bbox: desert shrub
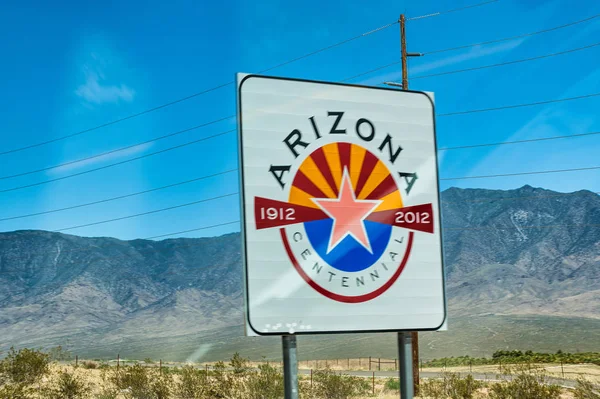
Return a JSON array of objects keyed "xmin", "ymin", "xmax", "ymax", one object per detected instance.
[
  {"xmin": 423, "ymin": 351, "xmax": 600, "ymax": 368},
  {"xmin": 420, "ymin": 373, "xmax": 482, "ymax": 399},
  {"xmin": 111, "ymin": 363, "xmax": 149, "ymax": 394},
  {"xmin": 0, "ymin": 347, "xmax": 50, "ymax": 385},
  {"xmin": 144, "ymin": 358, "xmax": 154, "ymax": 364},
  {"xmin": 47, "ymin": 346, "xmax": 73, "ymax": 362},
  {"xmin": 0, "ymin": 383, "xmax": 33, "ymax": 399},
  {"xmin": 385, "ymin": 377, "xmax": 400, "ymax": 391},
  {"xmin": 205, "ymin": 361, "xmax": 234, "ymax": 398},
  {"xmin": 573, "ymin": 377, "xmax": 600, "ymax": 399},
  {"xmin": 80, "ymin": 361, "xmax": 98, "ymax": 370},
  {"xmin": 150, "ymin": 372, "xmax": 173, "ymax": 399},
  {"xmin": 230, "ymin": 352, "xmax": 250, "ymax": 375},
  {"xmin": 247, "ymin": 363, "xmax": 284, "ymax": 399},
  {"xmin": 489, "ymin": 373, "xmax": 561, "ymax": 399},
  {"xmin": 176, "ymin": 365, "xmax": 208, "ymax": 399},
  {"xmin": 110, "ymin": 363, "xmax": 173, "ymax": 399},
  {"xmin": 311, "ymin": 367, "xmax": 369, "ymax": 399},
  {"xmin": 44, "ymin": 369, "xmax": 91, "ymax": 399}
]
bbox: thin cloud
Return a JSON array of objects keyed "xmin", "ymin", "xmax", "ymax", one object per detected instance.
[
  {"xmin": 48, "ymin": 142, "xmax": 153, "ymax": 175},
  {"xmin": 75, "ymin": 71, "xmax": 135, "ymax": 104}
]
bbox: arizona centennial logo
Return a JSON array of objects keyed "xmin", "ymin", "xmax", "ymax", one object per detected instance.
[{"xmin": 252, "ymin": 111, "xmax": 436, "ymax": 303}]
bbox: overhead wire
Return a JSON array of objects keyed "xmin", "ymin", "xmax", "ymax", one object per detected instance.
[
  {"xmin": 407, "ymin": 0, "xmax": 499, "ymax": 21},
  {"xmin": 0, "ymin": 21, "xmax": 397, "ymax": 157},
  {"xmin": 52, "ymin": 193, "xmax": 239, "ymax": 233},
  {"xmin": 8, "ymin": 14, "xmax": 600, "ymax": 179},
  {"xmin": 349, "ymin": 13, "xmax": 600, "ymax": 82},
  {"xmin": 412, "ymin": 41, "xmax": 600, "ymax": 80},
  {"xmin": 144, "ymin": 222, "xmax": 240, "ymax": 240},
  {"xmin": 0, "ymin": 129, "xmax": 236, "ymax": 193},
  {"xmin": 38, "ymin": 166, "xmax": 600, "ymax": 232},
  {"xmin": 0, "ymin": 169, "xmax": 238, "ymax": 222},
  {"xmin": 0, "ymin": 115, "xmax": 235, "ymax": 180},
  {"xmin": 8, "ymin": 40, "xmax": 598, "ymax": 183},
  {"xmin": 422, "ymin": 14, "xmax": 600, "ymax": 55},
  {"xmin": 438, "ymin": 131, "xmax": 600, "ymax": 151},
  {"xmin": 2, "ymin": 91, "xmax": 599, "ymax": 194},
  {"xmin": 437, "ymin": 92, "xmax": 600, "ymax": 117}
]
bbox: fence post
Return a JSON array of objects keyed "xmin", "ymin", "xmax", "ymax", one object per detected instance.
[
  {"xmin": 311, "ymin": 369, "xmax": 313, "ymax": 387},
  {"xmin": 75, "ymin": 355, "xmax": 78, "ymax": 367},
  {"xmin": 348, "ymin": 358, "xmax": 350, "ymax": 369},
  {"xmin": 205, "ymin": 364, "xmax": 208, "ymax": 373},
  {"xmin": 359, "ymin": 358, "xmax": 361, "ymax": 368},
  {"xmin": 561, "ymin": 361, "xmax": 564, "ymax": 378},
  {"xmin": 395, "ymin": 358, "xmax": 397, "ymax": 371},
  {"xmin": 372, "ymin": 371, "xmax": 375, "ymax": 395},
  {"xmin": 369, "ymin": 356, "xmax": 371, "ymax": 371},
  {"xmin": 159, "ymin": 359, "xmax": 162, "ymax": 375},
  {"xmin": 116, "ymin": 353, "xmax": 120, "ymax": 387},
  {"xmin": 469, "ymin": 359, "xmax": 472, "ymax": 373},
  {"xmin": 378, "ymin": 358, "xmax": 381, "ymax": 371}
]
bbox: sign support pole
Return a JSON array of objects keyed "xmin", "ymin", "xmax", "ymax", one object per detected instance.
[
  {"xmin": 398, "ymin": 14, "xmax": 423, "ymax": 396},
  {"xmin": 282, "ymin": 335, "xmax": 299, "ymax": 399},
  {"xmin": 398, "ymin": 331, "xmax": 414, "ymax": 399}
]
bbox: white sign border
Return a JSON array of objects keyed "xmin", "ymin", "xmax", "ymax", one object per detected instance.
[{"xmin": 236, "ymin": 73, "xmax": 448, "ymax": 336}]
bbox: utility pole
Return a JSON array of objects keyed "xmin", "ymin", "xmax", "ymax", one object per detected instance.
[{"xmin": 397, "ymin": 14, "xmax": 424, "ymax": 397}]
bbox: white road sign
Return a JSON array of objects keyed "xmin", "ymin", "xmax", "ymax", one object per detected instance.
[{"xmin": 237, "ymin": 74, "xmax": 446, "ymax": 335}]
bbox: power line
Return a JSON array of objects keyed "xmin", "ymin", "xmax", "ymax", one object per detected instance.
[
  {"xmin": 438, "ymin": 131, "xmax": 600, "ymax": 151},
  {"xmin": 412, "ymin": 41, "xmax": 600, "ymax": 80},
  {"xmin": 346, "ymin": 15, "xmax": 600, "ymax": 82},
  {"xmin": 441, "ymin": 165, "xmax": 600, "ymax": 181},
  {"xmin": 4, "ymin": 91, "xmax": 599, "ymax": 194},
  {"xmin": 7, "ymin": 122, "xmax": 598, "ymax": 220},
  {"xmin": 0, "ymin": 116, "xmax": 235, "ymax": 180},
  {"xmin": 407, "ymin": 0, "xmax": 499, "ymax": 21},
  {"xmin": 437, "ymin": 92, "xmax": 600, "ymax": 117},
  {"xmin": 423, "ymin": 13, "xmax": 600, "ymax": 55},
  {"xmin": 53, "ymin": 193, "xmax": 239, "ymax": 233},
  {"xmin": 0, "ymin": 169, "xmax": 237, "ymax": 222},
  {"xmin": 0, "ymin": 21, "xmax": 397, "ymax": 157},
  {"xmin": 341, "ymin": 61, "xmax": 401, "ymax": 82},
  {"xmin": 144, "ymin": 221, "xmax": 240, "ymax": 240},
  {"xmin": 0, "ymin": 83, "xmax": 235, "ymax": 158},
  {"xmin": 10, "ymin": 39, "xmax": 597, "ymax": 182},
  {"xmin": 0, "ymin": 129, "xmax": 236, "ymax": 194}
]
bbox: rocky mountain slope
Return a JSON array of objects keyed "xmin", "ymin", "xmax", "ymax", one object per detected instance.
[{"xmin": 0, "ymin": 185, "xmax": 598, "ymax": 358}]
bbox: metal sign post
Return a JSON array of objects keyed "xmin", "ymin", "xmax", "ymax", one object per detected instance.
[
  {"xmin": 398, "ymin": 332, "xmax": 414, "ymax": 399},
  {"xmin": 282, "ymin": 335, "xmax": 299, "ymax": 399}
]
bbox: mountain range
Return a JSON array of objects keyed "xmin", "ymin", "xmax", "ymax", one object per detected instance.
[{"xmin": 0, "ymin": 185, "xmax": 598, "ymax": 361}]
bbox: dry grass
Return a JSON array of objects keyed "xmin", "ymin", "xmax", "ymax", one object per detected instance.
[{"xmin": 7, "ymin": 358, "xmax": 597, "ymax": 398}]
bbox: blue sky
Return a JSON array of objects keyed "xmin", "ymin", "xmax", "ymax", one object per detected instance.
[{"xmin": 0, "ymin": 0, "xmax": 599, "ymax": 240}]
